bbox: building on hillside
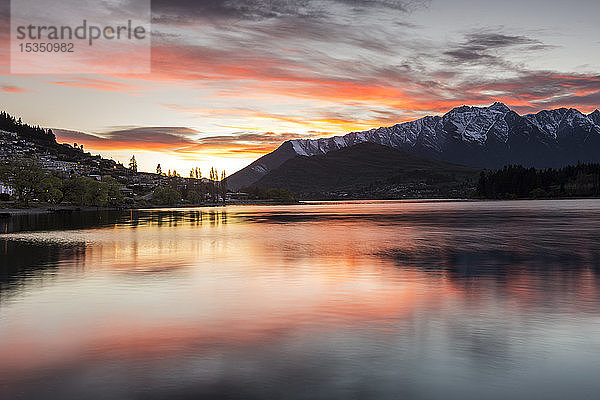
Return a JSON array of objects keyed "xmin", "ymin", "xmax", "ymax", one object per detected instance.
[
  {"xmin": 40, "ymin": 159, "xmax": 88, "ymax": 174},
  {"xmin": 0, "ymin": 182, "xmax": 15, "ymax": 196}
]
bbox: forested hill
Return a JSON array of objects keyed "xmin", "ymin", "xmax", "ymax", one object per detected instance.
[
  {"xmin": 477, "ymin": 164, "xmax": 600, "ymax": 199},
  {"xmin": 0, "ymin": 111, "xmax": 56, "ymax": 144},
  {"xmin": 253, "ymin": 142, "xmax": 479, "ymax": 199}
]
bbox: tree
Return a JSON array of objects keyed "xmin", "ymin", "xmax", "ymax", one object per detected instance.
[
  {"xmin": 244, "ymin": 186, "xmax": 296, "ymax": 203},
  {"xmin": 156, "ymin": 164, "xmax": 162, "ymax": 175},
  {"xmin": 152, "ymin": 186, "xmax": 181, "ymax": 206},
  {"xmin": 220, "ymin": 170, "xmax": 228, "ymax": 202},
  {"xmin": 186, "ymin": 190, "xmax": 202, "ymax": 204},
  {"xmin": 209, "ymin": 167, "xmax": 219, "ymax": 202},
  {"xmin": 102, "ymin": 176, "xmax": 125, "ymax": 206},
  {"xmin": 62, "ymin": 176, "xmax": 104, "ymax": 206},
  {"xmin": 61, "ymin": 176, "xmax": 125, "ymax": 207},
  {"xmin": 0, "ymin": 111, "xmax": 55, "ymax": 144},
  {"xmin": 129, "ymin": 155, "xmax": 138, "ymax": 173},
  {"xmin": 0, "ymin": 159, "xmax": 44, "ymax": 206},
  {"xmin": 39, "ymin": 174, "xmax": 64, "ymax": 204},
  {"xmin": 476, "ymin": 163, "xmax": 600, "ymax": 199}
]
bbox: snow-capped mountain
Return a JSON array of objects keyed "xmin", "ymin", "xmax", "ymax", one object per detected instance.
[{"xmin": 227, "ymin": 103, "xmax": 600, "ymax": 190}]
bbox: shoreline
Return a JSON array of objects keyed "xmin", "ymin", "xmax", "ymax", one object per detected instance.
[
  {"xmin": 3, "ymin": 197, "xmax": 600, "ymax": 217},
  {"xmin": 0, "ymin": 200, "xmax": 295, "ymax": 216},
  {"xmin": 0, "ymin": 206, "xmax": 122, "ymax": 216}
]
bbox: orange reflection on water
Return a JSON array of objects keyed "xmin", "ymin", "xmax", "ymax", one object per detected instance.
[{"xmin": 2, "ymin": 201, "xmax": 600, "ymax": 395}]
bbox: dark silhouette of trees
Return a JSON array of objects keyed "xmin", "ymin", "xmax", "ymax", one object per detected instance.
[
  {"xmin": 477, "ymin": 164, "xmax": 600, "ymax": 199},
  {"xmin": 0, "ymin": 111, "xmax": 55, "ymax": 143},
  {"xmin": 244, "ymin": 186, "xmax": 296, "ymax": 203}
]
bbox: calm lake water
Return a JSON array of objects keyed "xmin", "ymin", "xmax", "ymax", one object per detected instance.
[{"xmin": 1, "ymin": 200, "xmax": 600, "ymax": 400}]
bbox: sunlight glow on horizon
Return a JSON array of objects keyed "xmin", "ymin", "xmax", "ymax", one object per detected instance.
[{"xmin": 2, "ymin": 0, "xmax": 599, "ymax": 174}]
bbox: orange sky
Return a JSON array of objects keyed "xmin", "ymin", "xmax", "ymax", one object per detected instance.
[{"xmin": 1, "ymin": 0, "xmax": 599, "ymax": 174}]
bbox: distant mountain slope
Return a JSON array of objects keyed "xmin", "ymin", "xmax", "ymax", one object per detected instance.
[
  {"xmin": 227, "ymin": 103, "xmax": 600, "ymax": 190},
  {"xmin": 226, "ymin": 140, "xmax": 299, "ymax": 191},
  {"xmin": 253, "ymin": 142, "xmax": 479, "ymax": 195}
]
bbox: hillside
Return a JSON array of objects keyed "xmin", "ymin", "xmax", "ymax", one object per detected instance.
[
  {"xmin": 253, "ymin": 142, "xmax": 479, "ymax": 199},
  {"xmin": 228, "ymin": 103, "xmax": 600, "ymax": 190}
]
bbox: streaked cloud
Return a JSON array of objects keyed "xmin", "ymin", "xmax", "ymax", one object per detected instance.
[
  {"xmin": 50, "ymin": 78, "xmax": 140, "ymax": 92},
  {"xmin": 151, "ymin": 0, "xmax": 427, "ymax": 22},
  {"xmin": 1, "ymin": 85, "xmax": 27, "ymax": 93},
  {"xmin": 1, "ymin": 0, "xmax": 599, "ymax": 173},
  {"xmin": 54, "ymin": 127, "xmax": 302, "ymax": 156},
  {"xmin": 443, "ymin": 30, "xmax": 554, "ymax": 67},
  {"xmin": 54, "ymin": 127, "xmax": 200, "ymax": 151}
]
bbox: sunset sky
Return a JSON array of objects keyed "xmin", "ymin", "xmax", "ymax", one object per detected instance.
[{"xmin": 1, "ymin": 0, "xmax": 600, "ymax": 174}]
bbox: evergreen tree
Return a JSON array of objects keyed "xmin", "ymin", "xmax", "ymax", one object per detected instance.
[
  {"xmin": 129, "ymin": 155, "xmax": 138, "ymax": 173},
  {"xmin": 476, "ymin": 163, "xmax": 600, "ymax": 199}
]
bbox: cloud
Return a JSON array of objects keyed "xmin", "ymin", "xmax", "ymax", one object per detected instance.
[
  {"xmin": 50, "ymin": 78, "xmax": 139, "ymax": 92},
  {"xmin": 151, "ymin": 0, "xmax": 425, "ymax": 22},
  {"xmin": 53, "ymin": 127, "xmax": 304, "ymax": 156},
  {"xmin": 443, "ymin": 30, "xmax": 551, "ymax": 66},
  {"xmin": 462, "ymin": 32, "xmax": 540, "ymax": 49},
  {"xmin": 1, "ymin": 85, "xmax": 27, "ymax": 93},
  {"xmin": 54, "ymin": 127, "xmax": 200, "ymax": 151},
  {"xmin": 180, "ymin": 132, "xmax": 304, "ymax": 155},
  {"xmin": 444, "ymin": 71, "xmax": 600, "ymax": 114},
  {"xmin": 3, "ymin": 0, "xmax": 598, "ymax": 150},
  {"xmin": 0, "ymin": 0, "xmax": 9, "ymax": 71}
]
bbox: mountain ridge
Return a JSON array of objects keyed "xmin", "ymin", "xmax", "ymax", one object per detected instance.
[{"xmin": 228, "ymin": 103, "xmax": 600, "ymax": 190}]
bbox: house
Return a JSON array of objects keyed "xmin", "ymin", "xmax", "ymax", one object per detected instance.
[
  {"xmin": 227, "ymin": 192, "xmax": 249, "ymax": 201},
  {"xmin": 0, "ymin": 182, "xmax": 15, "ymax": 196}
]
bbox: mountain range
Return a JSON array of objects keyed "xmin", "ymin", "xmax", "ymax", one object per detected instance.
[{"xmin": 228, "ymin": 103, "xmax": 600, "ymax": 190}]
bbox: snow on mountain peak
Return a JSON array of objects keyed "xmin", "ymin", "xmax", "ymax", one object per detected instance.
[
  {"xmin": 589, "ymin": 109, "xmax": 600, "ymax": 126},
  {"xmin": 489, "ymin": 102, "xmax": 511, "ymax": 113},
  {"xmin": 285, "ymin": 104, "xmax": 600, "ymax": 160},
  {"xmin": 228, "ymin": 103, "xmax": 600, "ymax": 190},
  {"xmin": 442, "ymin": 102, "xmax": 512, "ymax": 144}
]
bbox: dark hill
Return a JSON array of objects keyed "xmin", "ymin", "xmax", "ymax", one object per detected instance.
[{"xmin": 253, "ymin": 142, "xmax": 479, "ymax": 197}]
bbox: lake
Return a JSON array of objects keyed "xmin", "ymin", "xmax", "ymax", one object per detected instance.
[{"xmin": 1, "ymin": 200, "xmax": 600, "ymax": 399}]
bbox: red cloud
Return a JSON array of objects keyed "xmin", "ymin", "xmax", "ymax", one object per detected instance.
[
  {"xmin": 1, "ymin": 85, "xmax": 27, "ymax": 93},
  {"xmin": 50, "ymin": 78, "xmax": 139, "ymax": 92}
]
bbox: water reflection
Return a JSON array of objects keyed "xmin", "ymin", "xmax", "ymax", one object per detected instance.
[{"xmin": 1, "ymin": 201, "xmax": 600, "ymax": 399}]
